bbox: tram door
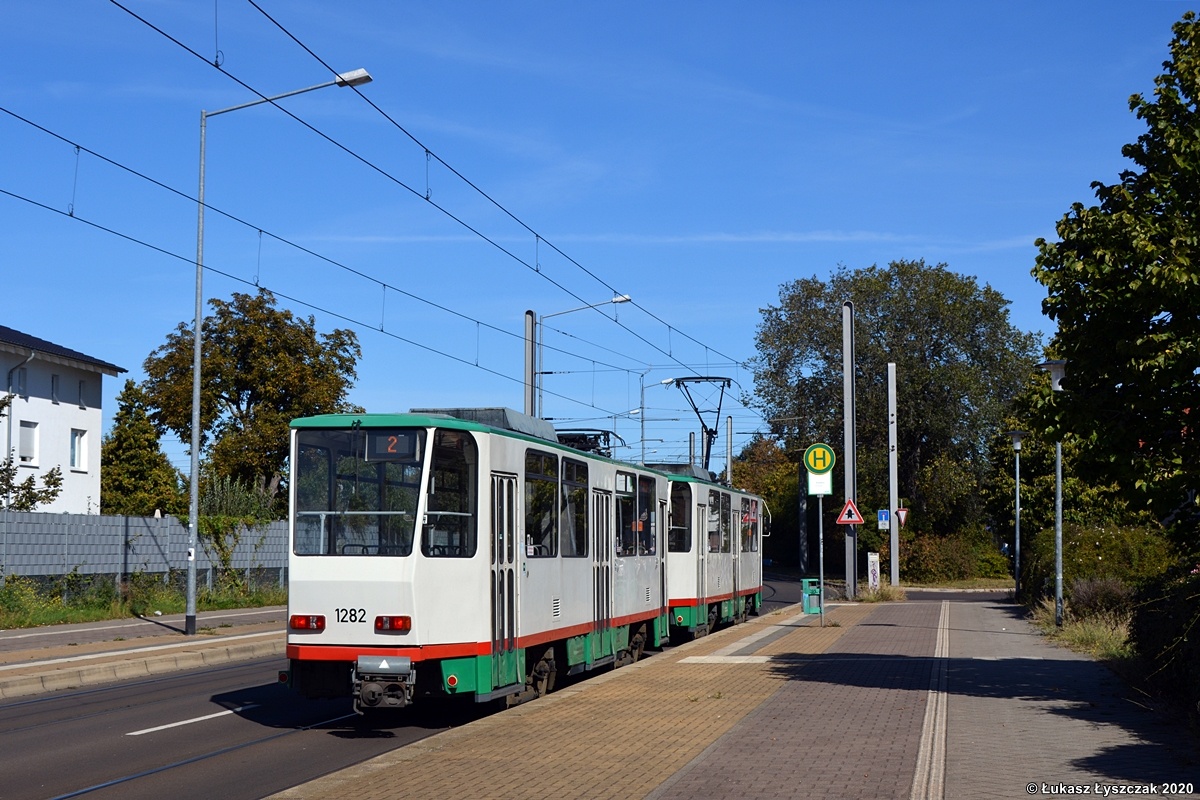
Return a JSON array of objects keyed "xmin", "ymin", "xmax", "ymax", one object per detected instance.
[
  {"xmin": 592, "ymin": 489, "xmax": 613, "ymax": 661},
  {"xmin": 696, "ymin": 499, "xmax": 707, "ymax": 624},
  {"xmin": 491, "ymin": 474, "xmax": 519, "ymax": 690}
]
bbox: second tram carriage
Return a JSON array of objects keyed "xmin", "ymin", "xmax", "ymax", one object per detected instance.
[{"xmin": 282, "ymin": 407, "xmax": 767, "ymax": 714}]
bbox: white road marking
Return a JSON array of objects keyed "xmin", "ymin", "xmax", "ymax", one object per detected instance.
[
  {"xmin": 910, "ymin": 600, "xmax": 949, "ymax": 800},
  {"xmin": 126, "ymin": 704, "xmax": 259, "ymax": 736}
]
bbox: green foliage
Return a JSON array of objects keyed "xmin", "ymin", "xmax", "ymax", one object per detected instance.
[
  {"xmin": 733, "ymin": 436, "xmax": 800, "ymax": 565},
  {"xmin": 101, "ymin": 380, "xmax": 185, "ymax": 516},
  {"xmin": 1068, "ymin": 576, "xmax": 1133, "ymax": 626},
  {"xmin": 142, "ymin": 287, "xmax": 361, "ymax": 504},
  {"xmin": 893, "ymin": 526, "xmax": 1009, "ymax": 583},
  {"xmin": 749, "ymin": 259, "xmax": 1041, "ymax": 538},
  {"xmin": 1129, "ymin": 570, "xmax": 1200, "ymax": 722},
  {"xmin": 1020, "ymin": 522, "xmax": 1176, "ymax": 601},
  {"xmin": 1032, "ymin": 12, "xmax": 1200, "ymax": 527},
  {"xmin": 0, "ymin": 568, "xmax": 286, "ymax": 629},
  {"xmin": 196, "ymin": 473, "xmax": 274, "ymax": 585}
]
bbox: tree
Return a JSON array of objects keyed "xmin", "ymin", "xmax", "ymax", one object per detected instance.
[
  {"xmin": 198, "ymin": 471, "xmax": 273, "ymax": 590},
  {"xmin": 748, "ymin": 259, "xmax": 1041, "ymax": 538},
  {"xmin": 100, "ymin": 380, "xmax": 184, "ymax": 517},
  {"xmin": 0, "ymin": 394, "xmax": 63, "ymax": 512},
  {"xmin": 1032, "ymin": 12, "xmax": 1200, "ymax": 534},
  {"xmin": 142, "ymin": 288, "xmax": 361, "ymax": 504}
]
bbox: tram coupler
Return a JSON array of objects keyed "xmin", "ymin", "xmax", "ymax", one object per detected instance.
[{"xmin": 353, "ymin": 655, "xmax": 414, "ymax": 714}]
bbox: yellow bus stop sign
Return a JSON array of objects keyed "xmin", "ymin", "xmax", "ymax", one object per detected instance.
[{"xmin": 803, "ymin": 443, "xmax": 835, "ymax": 474}]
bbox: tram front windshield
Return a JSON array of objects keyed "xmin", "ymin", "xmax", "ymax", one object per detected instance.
[{"xmin": 293, "ymin": 428, "xmax": 426, "ymax": 556}]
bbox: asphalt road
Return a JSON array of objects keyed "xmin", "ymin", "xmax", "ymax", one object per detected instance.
[{"xmin": 0, "ymin": 655, "xmax": 490, "ymax": 800}]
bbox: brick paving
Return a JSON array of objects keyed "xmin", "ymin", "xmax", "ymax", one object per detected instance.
[{"xmin": 944, "ymin": 601, "xmax": 1198, "ymax": 799}]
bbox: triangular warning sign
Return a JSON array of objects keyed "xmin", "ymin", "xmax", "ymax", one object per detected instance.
[
  {"xmin": 837, "ymin": 499, "xmax": 865, "ymax": 525},
  {"xmin": 895, "ymin": 508, "xmax": 909, "ymax": 528}
]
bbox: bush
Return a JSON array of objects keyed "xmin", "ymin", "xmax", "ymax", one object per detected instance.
[
  {"xmin": 893, "ymin": 526, "xmax": 1010, "ymax": 583},
  {"xmin": 1129, "ymin": 570, "xmax": 1200, "ymax": 722},
  {"xmin": 1068, "ymin": 576, "xmax": 1133, "ymax": 626},
  {"xmin": 1021, "ymin": 522, "xmax": 1175, "ymax": 601}
]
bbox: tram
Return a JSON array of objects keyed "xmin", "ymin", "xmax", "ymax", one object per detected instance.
[{"xmin": 282, "ymin": 407, "xmax": 765, "ymax": 714}]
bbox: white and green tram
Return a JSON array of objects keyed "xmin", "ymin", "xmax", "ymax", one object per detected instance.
[{"xmin": 283, "ymin": 407, "xmax": 764, "ymax": 714}]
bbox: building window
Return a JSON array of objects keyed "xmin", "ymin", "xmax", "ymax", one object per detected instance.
[
  {"xmin": 71, "ymin": 429, "xmax": 87, "ymax": 471},
  {"xmin": 15, "ymin": 367, "xmax": 27, "ymax": 398},
  {"xmin": 78, "ymin": 380, "xmax": 87, "ymax": 409},
  {"xmin": 18, "ymin": 420, "xmax": 37, "ymax": 465},
  {"xmin": 51, "ymin": 374, "xmax": 60, "ymax": 404}
]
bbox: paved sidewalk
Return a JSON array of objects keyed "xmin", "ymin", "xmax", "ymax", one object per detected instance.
[{"xmin": 265, "ymin": 599, "xmax": 1198, "ymax": 800}]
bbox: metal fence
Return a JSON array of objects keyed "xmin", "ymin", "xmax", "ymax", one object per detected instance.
[{"xmin": 0, "ymin": 511, "xmax": 287, "ymax": 585}]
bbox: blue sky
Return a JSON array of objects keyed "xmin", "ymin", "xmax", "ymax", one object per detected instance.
[{"xmin": 0, "ymin": 1, "xmax": 1190, "ymax": 473}]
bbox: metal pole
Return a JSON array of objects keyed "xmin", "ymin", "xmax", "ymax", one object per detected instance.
[
  {"xmin": 887, "ymin": 362, "xmax": 898, "ymax": 586},
  {"xmin": 1055, "ymin": 440, "xmax": 1063, "ymax": 627},
  {"xmin": 640, "ymin": 374, "xmax": 646, "ymax": 464},
  {"xmin": 818, "ymin": 495, "xmax": 825, "ymax": 628},
  {"xmin": 186, "ymin": 109, "xmax": 207, "ymax": 637},
  {"xmin": 523, "ymin": 310, "xmax": 536, "ymax": 416},
  {"xmin": 1014, "ymin": 448, "xmax": 1021, "ymax": 600},
  {"xmin": 842, "ymin": 301, "xmax": 856, "ymax": 599},
  {"xmin": 726, "ymin": 415, "xmax": 733, "ymax": 486}
]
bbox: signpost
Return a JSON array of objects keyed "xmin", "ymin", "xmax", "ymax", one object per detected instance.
[{"xmin": 803, "ymin": 443, "xmax": 834, "ymax": 627}]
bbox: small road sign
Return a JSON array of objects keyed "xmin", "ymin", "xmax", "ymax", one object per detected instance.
[
  {"xmin": 837, "ymin": 498, "xmax": 865, "ymax": 525},
  {"xmin": 803, "ymin": 443, "xmax": 835, "ymax": 475},
  {"xmin": 877, "ymin": 509, "xmax": 890, "ymax": 530},
  {"xmin": 896, "ymin": 507, "xmax": 909, "ymax": 527}
]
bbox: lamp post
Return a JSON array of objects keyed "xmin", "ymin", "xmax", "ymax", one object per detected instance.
[
  {"xmin": 187, "ymin": 68, "xmax": 372, "ymax": 636},
  {"xmin": 1037, "ymin": 359, "xmax": 1067, "ymax": 627},
  {"xmin": 536, "ymin": 294, "xmax": 630, "ymax": 418},
  {"xmin": 1007, "ymin": 430, "xmax": 1026, "ymax": 600}
]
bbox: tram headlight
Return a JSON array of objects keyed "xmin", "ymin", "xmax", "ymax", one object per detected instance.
[{"xmin": 374, "ymin": 615, "xmax": 412, "ymax": 633}]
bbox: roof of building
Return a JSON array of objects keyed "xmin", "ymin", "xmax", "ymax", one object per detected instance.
[{"xmin": 0, "ymin": 325, "xmax": 126, "ymax": 376}]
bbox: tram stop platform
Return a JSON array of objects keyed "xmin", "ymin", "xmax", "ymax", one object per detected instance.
[{"xmin": 267, "ymin": 597, "xmax": 1198, "ymax": 800}]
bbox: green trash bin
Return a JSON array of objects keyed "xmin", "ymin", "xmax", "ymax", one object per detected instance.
[{"xmin": 801, "ymin": 579, "xmax": 822, "ymax": 614}]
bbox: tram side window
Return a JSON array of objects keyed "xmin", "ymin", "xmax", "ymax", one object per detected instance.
[
  {"xmin": 740, "ymin": 497, "xmax": 759, "ymax": 553},
  {"xmin": 668, "ymin": 483, "xmax": 692, "ymax": 553},
  {"xmin": 720, "ymin": 491, "xmax": 732, "ymax": 553},
  {"xmin": 707, "ymin": 490, "xmax": 721, "ymax": 553},
  {"xmin": 560, "ymin": 459, "xmax": 589, "ymax": 558},
  {"xmin": 638, "ymin": 475, "xmax": 657, "ymax": 555},
  {"xmin": 707, "ymin": 490, "xmax": 731, "ymax": 553},
  {"xmin": 616, "ymin": 471, "xmax": 637, "ymax": 557},
  {"xmin": 525, "ymin": 450, "xmax": 558, "ymax": 557},
  {"xmin": 422, "ymin": 430, "xmax": 478, "ymax": 558}
]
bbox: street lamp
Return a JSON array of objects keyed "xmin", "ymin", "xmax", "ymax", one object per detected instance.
[
  {"xmin": 1007, "ymin": 430, "xmax": 1026, "ymax": 600},
  {"xmin": 1037, "ymin": 358, "xmax": 1067, "ymax": 627},
  {"xmin": 536, "ymin": 294, "xmax": 631, "ymax": 417},
  {"xmin": 187, "ymin": 68, "xmax": 372, "ymax": 636}
]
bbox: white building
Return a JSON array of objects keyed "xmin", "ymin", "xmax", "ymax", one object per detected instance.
[{"xmin": 1, "ymin": 326, "xmax": 125, "ymax": 514}]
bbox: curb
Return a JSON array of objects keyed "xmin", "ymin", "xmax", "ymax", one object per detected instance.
[{"xmin": 0, "ymin": 636, "xmax": 285, "ymax": 700}]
